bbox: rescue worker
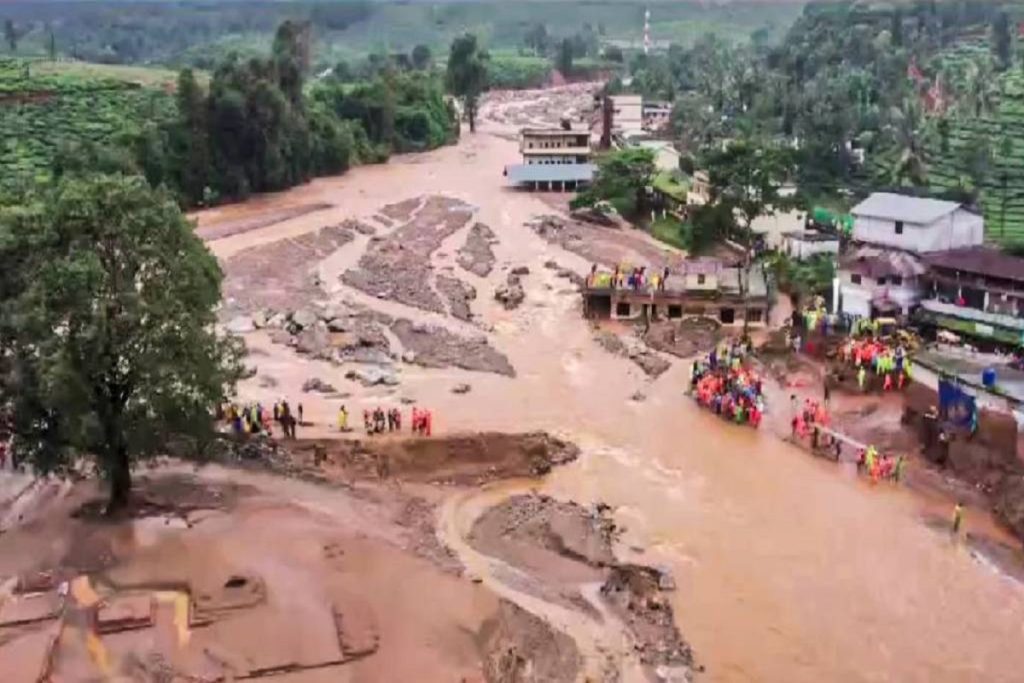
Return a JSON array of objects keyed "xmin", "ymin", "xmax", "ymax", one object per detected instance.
[
  {"xmin": 337, "ymin": 405, "xmax": 348, "ymax": 432},
  {"xmin": 952, "ymin": 502, "xmax": 965, "ymax": 535}
]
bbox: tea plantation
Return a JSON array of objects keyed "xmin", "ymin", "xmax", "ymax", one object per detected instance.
[{"xmin": 0, "ymin": 59, "xmax": 175, "ymax": 190}]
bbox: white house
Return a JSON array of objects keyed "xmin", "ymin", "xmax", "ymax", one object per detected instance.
[
  {"xmin": 780, "ymin": 231, "xmax": 839, "ymax": 260},
  {"xmin": 848, "ymin": 193, "xmax": 983, "ymax": 252},
  {"xmin": 838, "ymin": 193, "xmax": 985, "ymax": 319},
  {"xmin": 609, "ymin": 95, "xmax": 643, "ymax": 136}
]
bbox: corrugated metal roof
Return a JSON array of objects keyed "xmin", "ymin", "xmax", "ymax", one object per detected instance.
[
  {"xmin": 506, "ymin": 163, "xmax": 595, "ymax": 184},
  {"xmin": 920, "ymin": 300, "xmax": 1024, "ymax": 332},
  {"xmin": 923, "ymin": 247, "xmax": 1024, "ymax": 283},
  {"xmin": 851, "ymin": 192, "xmax": 962, "ymax": 224}
]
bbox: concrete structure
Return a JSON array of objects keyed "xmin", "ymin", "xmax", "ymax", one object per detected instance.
[
  {"xmin": 583, "ymin": 260, "xmax": 770, "ymax": 328},
  {"xmin": 688, "ymin": 170, "xmax": 711, "ymax": 206},
  {"xmin": 506, "ymin": 127, "xmax": 594, "ymax": 191},
  {"xmin": 917, "ymin": 247, "xmax": 1024, "ymax": 347},
  {"xmin": 519, "ymin": 129, "xmax": 591, "ymax": 165},
  {"xmin": 780, "ymin": 231, "xmax": 840, "ymax": 260},
  {"xmin": 849, "ymin": 193, "xmax": 983, "ymax": 252},
  {"xmin": 838, "ymin": 193, "xmax": 985, "ymax": 319},
  {"xmin": 609, "ymin": 95, "xmax": 644, "ymax": 137},
  {"xmin": 839, "ymin": 245, "xmax": 927, "ymax": 318},
  {"xmin": 642, "ymin": 101, "xmax": 673, "ymax": 131},
  {"xmin": 635, "ymin": 139, "xmax": 680, "ymax": 173}
]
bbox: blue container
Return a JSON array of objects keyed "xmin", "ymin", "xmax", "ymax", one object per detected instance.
[{"xmin": 982, "ymin": 367, "xmax": 997, "ymax": 388}]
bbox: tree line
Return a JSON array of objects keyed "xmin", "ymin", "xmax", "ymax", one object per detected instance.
[{"xmin": 55, "ymin": 21, "xmax": 462, "ymax": 208}]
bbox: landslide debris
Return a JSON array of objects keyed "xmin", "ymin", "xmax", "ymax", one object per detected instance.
[{"xmin": 458, "ymin": 222, "xmax": 499, "ymax": 277}]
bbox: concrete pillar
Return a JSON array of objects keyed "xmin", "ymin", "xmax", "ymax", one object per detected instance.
[{"xmin": 984, "ymin": 290, "xmax": 990, "ymax": 311}]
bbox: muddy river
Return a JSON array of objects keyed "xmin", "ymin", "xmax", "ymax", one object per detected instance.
[{"xmin": 193, "ymin": 87, "xmax": 1024, "ymax": 682}]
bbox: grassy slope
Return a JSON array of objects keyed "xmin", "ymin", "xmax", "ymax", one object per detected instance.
[{"xmin": 0, "ymin": 59, "xmax": 175, "ymax": 188}]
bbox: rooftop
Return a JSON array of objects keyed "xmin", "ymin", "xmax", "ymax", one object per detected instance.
[
  {"xmin": 920, "ymin": 299, "xmax": 1024, "ymax": 333},
  {"xmin": 506, "ymin": 163, "xmax": 595, "ymax": 184},
  {"xmin": 782, "ymin": 230, "xmax": 840, "ymax": 243},
  {"xmin": 841, "ymin": 245, "xmax": 927, "ymax": 278},
  {"xmin": 922, "ymin": 247, "xmax": 1024, "ymax": 284},
  {"xmin": 851, "ymin": 192, "xmax": 963, "ymax": 224},
  {"xmin": 520, "ymin": 128, "xmax": 589, "ymax": 137}
]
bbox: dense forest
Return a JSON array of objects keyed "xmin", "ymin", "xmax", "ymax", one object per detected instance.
[{"xmin": 622, "ymin": 0, "xmax": 1024, "ymax": 246}]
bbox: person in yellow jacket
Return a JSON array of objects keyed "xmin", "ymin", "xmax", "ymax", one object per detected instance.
[
  {"xmin": 952, "ymin": 502, "xmax": 965, "ymax": 535},
  {"xmin": 337, "ymin": 405, "xmax": 349, "ymax": 432}
]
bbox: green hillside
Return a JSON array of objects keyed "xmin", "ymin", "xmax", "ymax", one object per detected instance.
[{"xmin": 0, "ymin": 59, "xmax": 174, "ymax": 189}]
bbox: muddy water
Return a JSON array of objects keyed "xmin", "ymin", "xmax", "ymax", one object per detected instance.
[{"xmin": 198, "ymin": 89, "xmax": 1024, "ymax": 682}]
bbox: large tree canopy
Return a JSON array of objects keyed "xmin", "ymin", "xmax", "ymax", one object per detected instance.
[
  {"xmin": 0, "ymin": 174, "xmax": 244, "ymax": 511},
  {"xmin": 446, "ymin": 33, "xmax": 488, "ymax": 133}
]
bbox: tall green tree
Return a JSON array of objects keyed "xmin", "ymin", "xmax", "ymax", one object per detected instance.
[
  {"xmin": 446, "ymin": 33, "xmax": 488, "ymax": 133},
  {"xmin": 411, "ymin": 44, "xmax": 432, "ymax": 70},
  {"xmin": 703, "ymin": 141, "xmax": 791, "ymax": 241},
  {"xmin": 524, "ymin": 23, "xmax": 549, "ymax": 56},
  {"xmin": 0, "ymin": 175, "xmax": 244, "ymax": 512},
  {"xmin": 557, "ymin": 37, "xmax": 574, "ymax": 76},
  {"xmin": 273, "ymin": 19, "xmax": 312, "ymax": 107},
  {"xmin": 992, "ymin": 11, "xmax": 1012, "ymax": 71},
  {"xmin": 577, "ymin": 148, "xmax": 656, "ymax": 216},
  {"xmin": 4, "ymin": 19, "xmax": 16, "ymax": 53},
  {"xmin": 173, "ymin": 68, "xmax": 211, "ymax": 205}
]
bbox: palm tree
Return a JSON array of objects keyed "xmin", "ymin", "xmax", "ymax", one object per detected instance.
[
  {"xmin": 884, "ymin": 97, "xmax": 930, "ymax": 187},
  {"xmin": 960, "ymin": 59, "xmax": 999, "ymax": 119}
]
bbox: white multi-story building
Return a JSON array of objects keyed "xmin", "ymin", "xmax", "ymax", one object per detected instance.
[{"xmin": 838, "ymin": 193, "xmax": 984, "ymax": 319}]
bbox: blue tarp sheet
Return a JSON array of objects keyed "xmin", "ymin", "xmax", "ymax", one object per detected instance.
[{"xmin": 939, "ymin": 378, "xmax": 977, "ymax": 427}]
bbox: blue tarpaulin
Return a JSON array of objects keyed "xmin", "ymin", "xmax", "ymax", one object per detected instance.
[{"xmin": 939, "ymin": 378, "xmax": 977, "ymax": 428}]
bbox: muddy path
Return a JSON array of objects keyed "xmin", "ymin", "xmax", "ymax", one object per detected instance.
[{"xmin": 179, "ymin": 85, "xmax": 1024, "ymax": 683}]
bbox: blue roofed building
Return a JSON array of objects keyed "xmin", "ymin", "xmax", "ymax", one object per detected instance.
[{"xmin": 504, "ymin": 128, "xmax": 595, "ymax": 191}]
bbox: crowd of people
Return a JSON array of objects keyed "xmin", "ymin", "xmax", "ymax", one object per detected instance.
[
  {"xmin": 587, "ymin": 264, "xmax": 672, "ymax": 292},
  {"xmin": 838, "ymin": 338, "xmax": 912, "ymax": 392},
  {"xmin": 220, "ymin": 400, "xmax": 302, "ymax": 438},
  {"xmin": 689, "ymin": 342, "xmax": 765, "ymax": 428},
  {"xmin": 358, "ymin": 405, "xmax": 432, "ymax": 437}
]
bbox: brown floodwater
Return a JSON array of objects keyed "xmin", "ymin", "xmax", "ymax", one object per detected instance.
[{"xmin": 196, "ymin": 87, "xmax": 1024, "ymax": 683}]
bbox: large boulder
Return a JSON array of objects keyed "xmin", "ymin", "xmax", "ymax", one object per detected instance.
[
  {"xmin": 494, "ymin": 272, "xmax": 526, "ymax": 310},
  {"xmin": 226, "ymin": 316, "xmax": 255, "ymax": 334},
  {"xmin": 291, "ymin": 308, "xmax": 319, "ymax": 329},
  {"xmin": 294, "ymin": 324, "xmax": 332, "ymax": 359},
  {"xmin": 302, "ymin": 377, "xmax": 337, "ymax": 394},
  {"xmin": 345, "ymin": 365, "xmax": 399, "ymax": 387}
]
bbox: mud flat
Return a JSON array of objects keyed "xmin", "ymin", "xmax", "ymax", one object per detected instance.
[
  {"xmin": 195, "ymin": 202, "xmax": 335, "ymax": 241},
  {"xmin": 391, "ymin": 319, "xmax": 516, "ymax": 377},
  {"xmin": 436, "ymin": 273, "xmax": 477, "ymax": 321},
  {"xmin": 527, "ymin": 215, "xmax": 685, "ymax": 271},
  {"xmin": 0, "ymin": 432, "xmax": 602, "ymax": 683},
  {"xmin": 221, "ymin": 223, "xmax": 354, "ymax": 317},
  {"xmin": 594, "ymin": 329, "xmax": 672, "ymax": 378},
  {"xmin": 342, "ymin": 195, "xmax": 474, "ymax": 313},
  {"xmin": 468, "ymin": 494, "xmax": 696, "ymax": 682},
  {"xmin": 644, "ymin": 319, "xmax": 722, "ymax": 360}
]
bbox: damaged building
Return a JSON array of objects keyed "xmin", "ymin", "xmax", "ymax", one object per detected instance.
[{"xmin": 583, "ymin": 258, "xmax": 770, "ymax": 327}]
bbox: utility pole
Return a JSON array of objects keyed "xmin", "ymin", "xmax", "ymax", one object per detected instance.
[{"xmin": 643, "ymin": 9, "xmax": 651, "ymax": 56}]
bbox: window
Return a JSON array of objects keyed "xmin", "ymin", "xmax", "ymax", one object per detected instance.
[
  {"xmin": 851, "ymin": 274, "xmax": 862, "ymax": 285},
  {"xmin": 895, "ymin": 220, "xmax": 904, "ymax": 235},
  {"xmin": 891, "ymin": 276, "xmax": 903, "ymax": 286},
  {"xmin": 746, "ymin": 309, "xmax": 764, "ymax": 324},
  {"xmin": 615, "ymin": 302, "xmax": 631, "ymax": 317},
  {"xmin": 877, "ymin": 277, "xmax": 886, "ymax": 286},
  {"xmin": 668, "ymin": 305, "xmax": 683, "ymax": 319},
  {"xmin": 720, "ymin": 308, "xmax": 736, "ymax": 324},
  {"xmin": 697, "ymin": 274, "xmax": 706, "ymax": 285}
]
